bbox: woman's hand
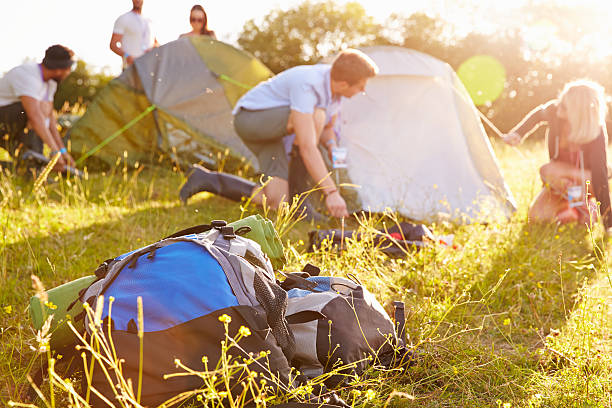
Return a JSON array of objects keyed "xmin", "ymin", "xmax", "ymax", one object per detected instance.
[{"xmin": 502, "ymin": 132, "xmax": 521, "ymax": 146}]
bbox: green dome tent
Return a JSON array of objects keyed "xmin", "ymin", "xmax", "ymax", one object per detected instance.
[{"xmin": 69, "ymin": 37, "xmax": 272, "ymax": 168}]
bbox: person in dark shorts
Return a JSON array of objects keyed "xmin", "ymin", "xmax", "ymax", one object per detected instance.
[
  {"xmin": 0, "ymin": 44, "xmax": 75, "ymax": 173},
  {"xmin": 180, "ymin": 49, "xmax": 378, "ymax": 219}
]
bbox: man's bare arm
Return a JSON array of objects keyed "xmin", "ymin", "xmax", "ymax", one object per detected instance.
[
  {"xmin": 21, "ymin": 96, "xmax": 60, "ymax": 151},
  {"xmin": 110, "ymin": 33, "xmax": 134, "ymax": 65},
  {"xmin": 292, "ymin": 111, "xmax": 348, "ymax": 217},
  {"xmin": 43, "ymin": 101, "xmax": 75, "ymax": 166},
  {"xmin": 20, "ymin": 96, "xmax": 66, "ymax": 170},
  {"xmin": 292, "ymin": 111, "xmax": 335, "ymax": 190},
  {"xmin": 109, "ymin": 33, "xmax": 124, "ymax": 56}
]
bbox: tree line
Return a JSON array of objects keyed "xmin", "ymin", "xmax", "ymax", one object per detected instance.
[
  {"xmin": 236, "ymin": 1, "xmax": 612, "ymax": 137},
  {"xmin": 57, "ymin": 0, "xmax": 612, "ymax": 138}
]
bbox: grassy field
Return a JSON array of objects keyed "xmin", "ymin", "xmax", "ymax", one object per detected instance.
[{"xmin": 1, "ymin": 139, "xmax": 611, "ymax": 407}]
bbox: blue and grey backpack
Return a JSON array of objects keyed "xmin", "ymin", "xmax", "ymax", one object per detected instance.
[
  {"xmin": 78, "ymin": 220, "xmax": 295, "ymax": 407},
  {"xmin": 28, "ymin": 218, "xmax": 413, "ymax": 407}
]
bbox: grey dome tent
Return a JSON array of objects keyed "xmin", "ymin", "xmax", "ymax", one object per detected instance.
[{"xmin": 69, "ymin": 36, "xmax": 272, "ymax": 168}]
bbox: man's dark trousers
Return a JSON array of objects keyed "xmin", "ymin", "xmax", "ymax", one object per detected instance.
[{"xmin": 0, "ymin": 102, "xmax": 44, "ymax": 160}]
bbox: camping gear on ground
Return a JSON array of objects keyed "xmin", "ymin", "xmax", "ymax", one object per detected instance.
[
  {"xmin": 68, "ymin": 37, "xmax": 272, "ymax": 168},
  {"xmin": 28, "ymin": 216, "xmax": 286, "ymax": 353},
  {"xmin": 325, "ymin": 46, "xmax": 516, "ymax": 223},
  {"xmin": 28, "ymin": 216, "xmax": 289, "ymax": 406},
  {"xmin": 227, "ymin": 214, "xmax": 287, "ymax": 269},
  {"xmin": 179, "ymin": 163, "xmax": 257, "ymax": 204},
  {"xmin": 28, "ymin": 217, "xmax": 415, "ymax": 404},
  {"xmin": 78, "ymin": 220, "xmax": 294, "ymax": 407},
  {"xmin": 309, "ymin": 222, "xmax": 435, "ymax": 256},
  {"xmin": 280, "ymin": 267, "xmax": 414, "ymax": 387},
  {"xmin": 164, "ymin": 215, "xmax": 286, "ymax": 270}
]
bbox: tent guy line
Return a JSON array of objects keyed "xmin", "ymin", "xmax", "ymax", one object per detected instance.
[
  {"xmin": 73, "ymin": 68, "xmax": 258, "ymax": 169},
  {"xmin": 75, "ymin": 104, "xmax": 158, "ymax": 166}
]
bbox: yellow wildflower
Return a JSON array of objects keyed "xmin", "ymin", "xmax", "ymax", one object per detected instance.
[
  {"xmin": 239, "ymin": 326, "xmax": 252, "ymax": 337},
  {"xmin": 218, "ymin": 314, "xmax": 232, "ymax": 323}
]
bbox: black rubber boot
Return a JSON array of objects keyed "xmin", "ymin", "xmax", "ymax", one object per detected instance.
[
  {"xmin": 179, "ymin": 164, "xmax": 257, "ymax": 203},
  {"xmin": 288, "ymin": 145, "xmax": 328, "ymax": 222}
]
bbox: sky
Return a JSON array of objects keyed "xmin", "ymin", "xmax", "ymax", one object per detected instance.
[
  {"xmin": 1, "ymin": 0, "xmax": 611, "ymax": 75},
  {"xmin": 0, "ymin": 0, "xmax": 427, "ymax": 75}
]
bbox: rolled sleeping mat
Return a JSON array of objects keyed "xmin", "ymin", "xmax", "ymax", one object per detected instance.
[
  {"xmin": 29, "ymin": 275, "xmax": 97, "ymax": 350},
  {"xmin": 228, "ymin": 214, "xmax": 286, "ymax": 269}
]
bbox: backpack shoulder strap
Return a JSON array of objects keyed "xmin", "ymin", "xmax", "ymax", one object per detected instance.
[
  {"xmin": 162, "ymin": 219, "xmax": 233, "ymax": 240},
  {"xmin": 163, "ymin": 223, "xmax": 213, "ymax": 239}
]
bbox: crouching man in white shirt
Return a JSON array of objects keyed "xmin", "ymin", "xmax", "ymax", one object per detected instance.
[
  {"xmin": 0, "ymin": 44, "xmax": 75, "ymax": 173},
  {"xmin": 180, "ymin": 49, "xmax": 379, "ymax": 220}
]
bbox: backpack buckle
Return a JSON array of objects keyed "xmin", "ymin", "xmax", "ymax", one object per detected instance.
[
  {"xmin": 94, "ymin": 258, "xmax": 115, "ymax": 278},
  {"xmin": 302, "ymin": 263, "xmax": 321, "ymax": 276},
  {"xmin": 211, "ymin": 220, "xmax": 227, "ymax": 229},
  {"xmin": 220, "ymin": 226, "xmax": 236, "ymax": 239}
]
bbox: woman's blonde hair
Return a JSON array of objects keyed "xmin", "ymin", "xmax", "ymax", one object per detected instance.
[{"xmin": 559, "ymin": 79, "xmax": 607, "ymax": 144}]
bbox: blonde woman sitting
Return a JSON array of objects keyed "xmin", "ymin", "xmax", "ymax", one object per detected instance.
[{"xmin": 502, "ymin": 80, "xmax": 611, "ymax": 230}]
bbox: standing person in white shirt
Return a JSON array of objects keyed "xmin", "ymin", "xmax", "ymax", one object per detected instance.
[
  {"xmin": 109, "ymin": 0, "xmax": 159, "ymax": 68},
  {"xmin": 0, "ymin": 45, "xmax": 75, "ymax": 173}
]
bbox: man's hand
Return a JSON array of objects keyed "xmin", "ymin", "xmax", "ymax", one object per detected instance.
[
  {"xmin": 325, "ymin": 190, "xmax": 349, "ymax": 218},
  {"xmin": 53, "ymin": 154, "xmax": 67, "ymax": 173},
  {"xmin": 63, "ymin": 152, "xmax": 76, "ymax": 167},
  {"xmin": 126, "ymin": 55, "xmax": 135, "ymax": 65},
  {"xmin": 502, "ymin": 132, "xmax": 521, "ymax": 146}
]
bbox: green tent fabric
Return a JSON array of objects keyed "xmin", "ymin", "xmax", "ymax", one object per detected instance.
[{"xmin": 69, "ymin": 37, "xmax": 272, "ymax": 168}]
